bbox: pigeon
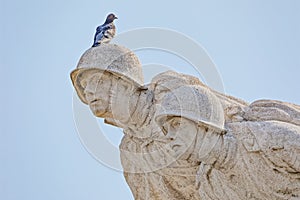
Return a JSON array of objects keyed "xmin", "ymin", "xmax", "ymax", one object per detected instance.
[{"xmin": 92, "ymin": 13, "xmax": 118, "ymax": 47}]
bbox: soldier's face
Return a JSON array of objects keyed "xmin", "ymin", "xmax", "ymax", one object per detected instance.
[
  {"xmin": 84, "ymin": 72, "xmax": 112, "ymax": 118},
  {"xmin": 160, "ymin": 116, "xmax": 198, "ymax": 159}
]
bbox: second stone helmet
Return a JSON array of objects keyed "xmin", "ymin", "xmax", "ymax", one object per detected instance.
[
  {"xmin": 155, "ymin": 85, "xmax": 226, "ymax": 134},
  {"xmin": 70, "ymin": 44, "xmax": 144, "ymax": 104}
]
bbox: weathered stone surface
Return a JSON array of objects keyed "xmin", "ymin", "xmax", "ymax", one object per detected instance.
[
  {"xmin": 71, "ymin": 44, "xmax": 300, "ymax": 200},
  {"xmin": 70, "ymin": 44, "xmax": 144, "ymax": 104}
]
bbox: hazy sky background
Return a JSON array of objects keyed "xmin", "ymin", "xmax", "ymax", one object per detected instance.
[{"xmin": 1, "ymin": 0, "xmax": 299, "ymax": 199}]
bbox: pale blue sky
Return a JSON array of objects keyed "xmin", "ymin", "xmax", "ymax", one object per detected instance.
[{"xmin": 1, "ymin": 0, "xmax": 299, "ymax": 199}]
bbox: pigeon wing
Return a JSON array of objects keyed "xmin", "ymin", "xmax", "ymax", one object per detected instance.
[
  {"xmin": 93, "ymin": 24, "xmax": 113, "ymax": 45},
  {"xmin": 93, "ymin": 25, "xmax": 104, "ymax": 45}
]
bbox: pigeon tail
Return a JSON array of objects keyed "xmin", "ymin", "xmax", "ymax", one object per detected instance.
[{"xmin": 92, "ymin": 43, "xmax": 98, "ymax": 47}]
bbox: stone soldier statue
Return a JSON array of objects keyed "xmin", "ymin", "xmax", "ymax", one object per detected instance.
[
  {"xmin": 155, "ymin": 85, "xmax": 300, "ymax": 200},
  {"xmin": 71, "ymin": 44, "xmax": 300, "ymax": 200},
  {"xmin": 71, "ymin": 44, "xmax": 202, "ymax": 199}
]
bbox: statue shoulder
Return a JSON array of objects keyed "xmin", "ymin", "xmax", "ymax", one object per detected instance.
[
  {"xmin": 227, "ymin": 120, "xmax": 300, "ymax": 173},
  {"xmin": 244, "ymin": 99, "xmax": 300, "ymax": 126}
]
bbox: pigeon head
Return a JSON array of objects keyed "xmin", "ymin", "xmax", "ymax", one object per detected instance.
[{"xmin": 105, "ymin": 13, "xmax": 118, "ymax": 24}]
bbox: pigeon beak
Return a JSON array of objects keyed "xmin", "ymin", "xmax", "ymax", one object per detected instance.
[{"xmin": 114, "ymin": 16, "xmax": 118, "ymax": 19}]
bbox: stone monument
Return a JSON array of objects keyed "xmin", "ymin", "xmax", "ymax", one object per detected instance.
[{"xmin": 70, "ymin": 44, "xmax": 300, "ymax": 200}]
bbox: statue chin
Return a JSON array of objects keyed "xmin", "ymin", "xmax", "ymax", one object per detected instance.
[
  {"xmin": 89, "ymin": 103, "xmax": 111, "ymax": 118},
  {"xmin": 93, "ymin": 110, "xmax": 107, "ymax": 118}
]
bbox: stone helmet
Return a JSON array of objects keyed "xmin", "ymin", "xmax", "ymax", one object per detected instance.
[
  {"xmin": 70, "ymin": 44, "xmax": 144, "ymax": 104},
  {"xmin": 155, "ymin": 85, "xmax": 226, "ymax": 134}
]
